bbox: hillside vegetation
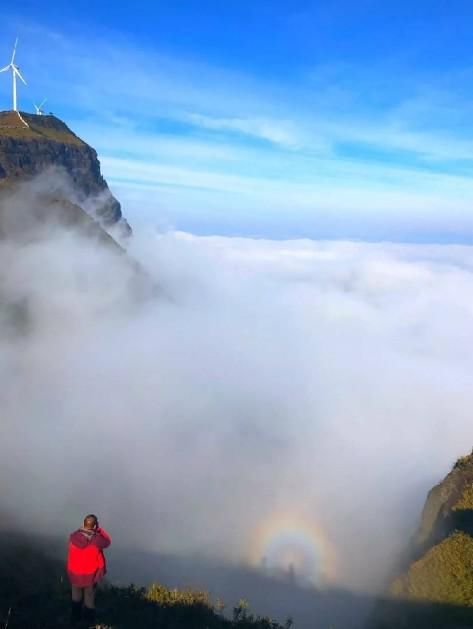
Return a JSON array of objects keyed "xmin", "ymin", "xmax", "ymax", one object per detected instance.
[
  {"xmin": 0, "ymin": 537, "xmax": 291, "ymax": 629},
  {"xmin": 0, "ymin": 111, "xmax": 85, "ymax": 145},
  {"xmin": 390, "ymin": 531, "xmax": 473, "ymax": 606},
  {"xmin": 389, "ymin": 449, "xmax": 473, "ymax": 606},
  {"xmin": 363, "ymin": 450, "xmax": 473, "ymax": 628}
]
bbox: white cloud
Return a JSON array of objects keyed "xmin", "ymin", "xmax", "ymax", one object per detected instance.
[{"xmin": 2, "ymin": 182, "xmax": 473, "ymax": 605}]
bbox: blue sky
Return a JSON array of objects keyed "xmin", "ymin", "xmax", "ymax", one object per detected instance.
[{"xmin": 2, "ymin": 1, "xmax": 473, "ymax": 242}]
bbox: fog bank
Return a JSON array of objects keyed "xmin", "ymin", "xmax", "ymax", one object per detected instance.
[{"xmin": 1, "ymin": 193, "xmax": 473, "ymax": 598}]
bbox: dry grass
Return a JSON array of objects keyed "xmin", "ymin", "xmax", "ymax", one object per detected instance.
[{"xmin": 0, "ymin": 111, "xmax": 85, "ymax": 146}]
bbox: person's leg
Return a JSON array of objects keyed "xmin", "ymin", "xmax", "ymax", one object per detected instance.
[
  {"xmin": 70, "ymin": 586, "xmax": 83, "ymax": 624},
  {"xmin": 82, "ymin": 585, "xmax": 96, "ymax": 626},
  {"xmin": 83, "ymin": 585, "xmax": 95, "ymax": 609}
]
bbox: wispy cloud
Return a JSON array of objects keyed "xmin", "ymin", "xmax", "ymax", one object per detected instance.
[{"xmin": 184, "ymin": 113, "xmax": 304, "ymax": 148}]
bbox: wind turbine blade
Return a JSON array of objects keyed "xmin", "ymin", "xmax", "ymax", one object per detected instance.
[
  {"xmin": 0, "ymin": 65, "xmax": 10, "ymax": 73},
  {"xmin": 39, "ymin": 98, "xmax": 47, "ymax": 107},
  {"xmin": 11, "ymin": 37, "xmax": 18, "ymax": 64},
  {"xmin": 14, "ymin": 67, "xmax": 27, "ymax": 85}
]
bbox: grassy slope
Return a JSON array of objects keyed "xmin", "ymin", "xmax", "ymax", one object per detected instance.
[
  {"xmin": 369, "ymin": 451, "xmax": 473, "ymax": 628},
  {"xmin": 0, "ymin": 540, "xmax": 289, "ymax": 629},
  {"xmin": 0, "ymin": 111, "xmax": 85, "ymax": 145},
  {"xmin": 389, "ymin": 452, "xmax": 473, "ymax": 605},
  {"xmin": 390, "ymin": 532, "xmax": 473, "ymax": 605},
  {"xmin": 3, "ymin": 540, "xmax": 473, "ymax": 629}
]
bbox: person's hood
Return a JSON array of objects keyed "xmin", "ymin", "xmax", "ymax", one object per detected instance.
[{"xmin": 70, "ymin": 528, "xmax": 96, "ymax": 549}]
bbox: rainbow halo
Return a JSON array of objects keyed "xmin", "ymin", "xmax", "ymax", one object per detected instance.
[{"xmin": 247, "ymin": 512, "xmax": 337, "ymax": 586}]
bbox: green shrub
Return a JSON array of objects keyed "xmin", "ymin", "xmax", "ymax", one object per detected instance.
[{"xmin": 146, "ymin": 583, "xmax": 212, "ymax": 608}]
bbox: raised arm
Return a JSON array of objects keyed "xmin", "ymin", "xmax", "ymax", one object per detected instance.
[{"xmin": 93, "ymin": 527, "xmax": 112, "ymax": 549}]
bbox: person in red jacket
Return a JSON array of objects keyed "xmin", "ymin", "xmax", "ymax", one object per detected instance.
[{"xmin": 67, "ymin": 514, "xmax": 111, "ymax": 625}]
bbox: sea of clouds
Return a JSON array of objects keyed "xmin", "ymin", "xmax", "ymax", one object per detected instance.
[{"xmin": 1, "ymin": 184, "xmax": 473, "ymax": 610}]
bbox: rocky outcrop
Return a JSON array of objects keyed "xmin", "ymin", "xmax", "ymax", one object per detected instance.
[
  {"xmin": 0, "ymin": 110, "xmax": 131, "ymax": 238},
  {"xmin": 390, "ymin": 450, "xmax": 473, "ymax": 606}
]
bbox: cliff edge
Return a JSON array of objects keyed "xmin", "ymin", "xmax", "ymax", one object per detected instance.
[{"xmin": 0, "ymin": 110, "xmax": 131, "ymax": 238}]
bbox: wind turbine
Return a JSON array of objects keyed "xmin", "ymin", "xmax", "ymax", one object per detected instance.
[
  {"xmin": 34, "ymin": 98, "xmax": 47, "ymax": 115},
  {"xmin": 0, "ymin": 38, "xmax": 27, "ymax": 112}
]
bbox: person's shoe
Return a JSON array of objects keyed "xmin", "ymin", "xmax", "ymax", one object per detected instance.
[
  {"xmin": 82, "ymin": 606, "xmax": 96, "ymax": 628},
  {"xmin": 70, "ymin": 601, "xmax": 82, "ymax": 625}
]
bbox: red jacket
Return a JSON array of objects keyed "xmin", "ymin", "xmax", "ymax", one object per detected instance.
[{"xmin": 66, "ymin": 527, "xmax": 111, "ymax": 587}]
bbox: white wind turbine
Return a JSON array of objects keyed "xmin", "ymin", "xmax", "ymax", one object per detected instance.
[
  {"xmin": 0, "ymin": 38, "xmax": 27, "ymax": 112},
  {"xmin": 34, "ymin": 98, "xmax": 47, "ymax": 115}
]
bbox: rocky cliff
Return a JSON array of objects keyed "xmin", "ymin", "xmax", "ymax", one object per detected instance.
[
  {"xmin": 0, "ymin": 110, "xmax": 131, "ymax": 238},
  {"xmin": 390, "ymin": 450, "xmax": 473, "ymax": 606},
  {"xmin": 366, "ymin": 452, "xmax": 473, "ymax": 629}
]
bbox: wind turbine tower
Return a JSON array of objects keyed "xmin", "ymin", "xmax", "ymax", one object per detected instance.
[{"xmin": 0, "ymin": 38, "xmax": 27, "ymax": 112}]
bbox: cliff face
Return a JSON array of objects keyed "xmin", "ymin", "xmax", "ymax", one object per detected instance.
[
  {"xmin": 0, "ymin": 111, "xmax": 155, "ymax": 334},
  {"xmin": 390, "ymin": 450, "xmax": 473, "ymax": 606},
  {"xmin": 0, "ymin": 110, "xmax": 130, "ymax": 237}
]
